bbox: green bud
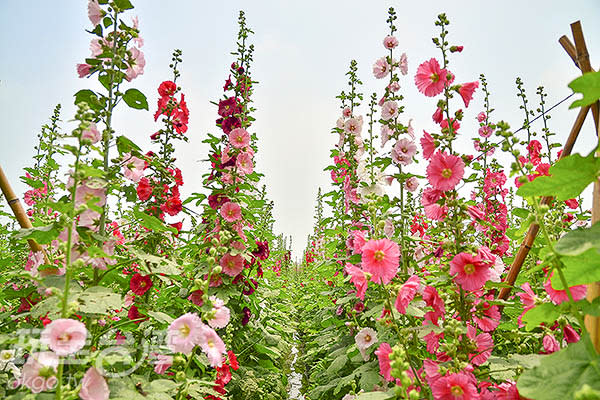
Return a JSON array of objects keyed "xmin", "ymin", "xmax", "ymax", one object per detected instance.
[
  {"xmin": 175, "ymin": 371, "xmax": 186, "ymax": 382},
  {"xmin": 213, "ymin": 265, "xmax": 222, "ymax": 274}
]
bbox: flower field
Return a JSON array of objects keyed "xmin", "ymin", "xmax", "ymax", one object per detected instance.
[{"xmin": 1, "ymin": 1, "xmax": 600, "ymax": 399}]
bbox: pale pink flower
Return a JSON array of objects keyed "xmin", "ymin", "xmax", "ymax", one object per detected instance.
[
  {"xmin": 81, "ymin": 122, "xmax": 101, "ymax": 144},
  {"xmin": 125, "ymin": 47, "xmax": 145, "ymax": 81},
  {"xmin": 25, "ymin": 251, "xmax": 45, "ymax": 276},
  {"xmin": 361, "ymin": 239, "xmax": 400, "ymax": 285},
  {"xmin": 449, "ymin": 252, "xmax": 491, "ymax": 291},
  {"xmin": 122, "ymin": 153, "xmax": 145, "ymax": 183},
  {"xmin": 336, "ymin": 117, "xmax": 345, "ymax": 130},
  {"xmin": 392, "ymin": 138, "xmax": 417, "ymax": 166},
  {"xmin": 388, "ymin": 81, "xmax": 400, "ymax": 93},
  {"xmin": 384, "ymin": 219, "xmax": 395, "ymax": 238},
  {"xmin": 399, "ymin": 53, "xmax": 408, "ymax": 75},
  {"xmin": 479, "ymin": 125, "xmax": 493, "ymax": 138},
  {"xmin": 373, "ymin": 57, "xmax": 391, "ymax": 79},
  {"xmin": 229, "ymin": 128, "xmax": 250, "ymax": 149},
  {"xmin": 405, "ymin": 176, "xmax": 419, "ymax": 192},
  {"xmin": 220, "ymin": 201, "xmax": 242, "ymax": 223},
  {"xmin": 77, "ymin": 63, "xmax": 92, "ymax": 78},
  {"xmin": 395, "ymin": 275, "xmax": 420, "ymax": 314},
  {"xmin": 345, "ymin": 263, "xmax": 368, "ymax": 300},
  {"xmin": 421, "ymin": 130, "xmax": 436, "ymax": 160},
  {"xmin": 426, "ymin": 151, "xmax": 465, "ymax": 191},
  {"xmin": 207, "ymin": 296, "xmax": 231, "ymax": 329},
  {"xmin": 342, "ymin": 107, "xmax": 352, "ymax": 118},
  {"xmin": 236, "ymin": 151, "xmax": 253, "ymax": 175},
  {"xmin": 75, "ymin": 179, "xmax": 106, "ymax": 210},
  {"xmin": 380, "ymin": 125, "xmax": 392, "ymax": 148},
  {"xmin": 79, "ymin": 367, "xmax": 109, "ymax": 400},
  {"xmin": 167, "ymin": 313, "xmax": 203, "ymax": 355},
  {"xmin": 197, "ymin": 325, "xmax": 226, "ymax": 367},
  {"xmin": 41, "ymin": 319, "xmax": 87, "ymax": 356},
  {"xmin": 383, "ymin": 35, "xmax": 399, "ymax": 49},
  {"xmin": 153, "ymin": 354, "xmax": 173, "ymax": 375},
  {"xmin": 406, "ymin": 118, "xmax": 415, "ymax": 139},
  {"xmin": 544, "ymin": 272, "xmax": 587, "ymax": 305},
  {"xmin": 344, "ymin": 117, "xmax": 363, "ymax": 136},
  {"xmin": 375, "ymin": 342, "xmax": 393, "ymax": 382},
  {"xmin": 415, "ymin": 58, "xmax": 448, "ymax": 97},
  {"xmin": 355, "ymin": 327, "xmax": 377, "ymax": 361},
  {"xmin": 458, "ymin": 81, "xmax": 479, "ymax": 108},
  {"xmin": 131, "ymin": 16, "xmax": 144, "ymax": 47},
  {"xmin": 87, "ymin": 0, "xmax": 103, "ymax": 26},
  {"xmin": 219, "ymin": 253, "xmax": 244, "ymax": 277},
  {"xmin": 21, "ymin": 352, "xmax": 59, "ymax": 393},
  {"xmin": 381, "ymin": 100, "xmax": 398, "ymax": 121}
]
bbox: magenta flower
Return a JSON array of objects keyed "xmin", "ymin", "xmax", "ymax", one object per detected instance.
[
  {"xmin": 167, "ymin": 313, "xmax": 203, "ymax": 355},
  {"xmin": 197, "ymin": 325, "xmax": 226, "ymax": 367},
  {"xmin": 21, "ymin": 352, "xmax": 59, "ymax": 394},
  {"xmin": 423, "ymin": 286, "xmax": 445, "ymax": 325},
  {"xmin": 344, "ymin": 263, "xmax": 368, "ymax": 300},
  {"xmin": 420, "ymin": 130, "xmax": 436, "ymax": 160},
  {"xmin": 544, "ymin": 272, "xmax": 587, "ymax": 304},
  {"xmin": 361, "ymin": 239, "xmax": 400, "ymax": 285},
  {"xmin": 426, "ymin": 151, "xmax": 465, "ymax": 191},
  {"xmin": 395, "ymin": 275, "xmax": 420, "ymax": 314},
  {"xmin": 415, "ymin": 58, "xmax": 448, "ymax": 97},
  {"xmin": 372, "ymin": 57, "xmax": 390, "ymax": 79},
  {"xmin": 543, "ymin": 334, "xmax": 560, "ymax": 353},
  {"xmin": 381, "ymin": 100, "xmax": 398, "ymax": 121},
  {"xmin": 375, "ymin": 342, "xmax": 393, "ymax": 382},
  {"xmin": 40, "ymin": 319, "xmax": 87, "ymax": 356},
  {"xmin": 467, "ymin": 324, "xmax": 493, "ymax": 365},
  {"xmin": 458, "ymin": 81, "xmax": 479, "ymax": 107},
  {"xmin": 229, "ymin": 128, "xmax": 250, "ymax": 149},
  {"xmin": 220, "ymin": 201, "xmax": 242, "ymax": 223},
  {"xmin": 516, "ymin": 282, "xmax": 537, "ymax": 327},
  {"xmin": 79, "ymin": 367, "xmax": 109, "ymax": 400},
  {"xmin": 449, "ymin": 252, "xmax": 491, "ymax": 291},
  {"xmin": 383, "ymin": 35, "xmax": 399, "ymax": 49},
  {"xmin": 431, "ymin": 371, "xmax": 479, "ymax": 400},
  {"xmin": 77, "ymin": 63, "xmax": 92, "ymax": 78},
  {"xmin": 219, "ymin": 253, "xmax": 244, "ymax": 277}
]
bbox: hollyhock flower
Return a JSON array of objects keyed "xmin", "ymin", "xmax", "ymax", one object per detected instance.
[
  {"xmin": 421, "ymin": 287, "xmax": 443, "ymax": 321},
  {"xmin": 388, "ymin": 81, "xmax": 401, "ymax": 93},
  {"xmin": 355, "ymin": 327, "xmax": 377, "ymax": 351},
  {"xmin": 198, "ymin": 325, "xmax": 226, "ymax": 367},
  {"xmin": 207, "ymin": 296, "xmax": 231, "ymax": 329},
  {"xmin": 405, "ymin": 176, "xmax": 419, "ymax": 192},
  {"xmin": 477, "ymin": 112, "xmax": 487, "ymax": 122},
  {"xmin": 432, "ymin": 107, "xmax": 444, "ymax": 124},
  {"xmin": 458, "ymin": 81, "xmax": 479, "ymax": 107},
  {"xmin": 220, "ymin": 201, "xmax": 242, "ymax": 223},
  {"xmin": 136, "ymin": 177, "xmax": 152, "ymax": 201},
  {"xmin": 542, "ymin": 334, "xmax": 560, "ymax": 353},
  {"xmin": 252, "ymin": 240, "xmax": 270, "ymax": 260},
  {"xmin": 188, "ymin": 289, "xmax": 204, "ymax": 306},
  {"xmin": 228, "ymin": 350, "xmax": 239, "ymax": 370},
  {"xmin": 236, "ymin": 151, "xmax": 254, "ymax": 175},
  {"xmin": 167, "ymin": 313, "xmax": 203, "ymax": 355},
  {"xmin": 21, "ymin": 352, "xmax": 59, "ymax": 393},
  {"xmin": 394, "ymin": 138, "xmax": 417, "ymax": 160},
  {"xmin": 218, "ymin": 97, "xmax": 240, "ymax": 118},
  {"xmin": 381, "ymin": 125, "xmax": 393, "ymax": 147},
  {"xmin": 220, "ymin": 253, "xmax": 244, "ymax": 277},
  {"xmin": 544, "ymin": 272, "xmax": 587, "ymax": 304},
  {"xmin": 128, "ymin": 305, "xmax": 144, "ymax": 322},
  {"xmin": 160, "ymin": 195, "xmax": 182, "ymax": 216},
  {"xmin": 122, "ymin": 153, "xmax": 145, "ymax": 183},
  {"xmin": 158, "ymin": 80, "xmax": 177, "ymax": 97},
  {"xmin": 381, "ymin": 100, "xmax": 399, "ymax": 121},
  {"xmin": 563, "ymin": 324, "xmax": 580, "ymax": 343},
  {"xmin": 208, "ymin": 193, "xmax": 229, "ymax": 210},
  {"xmin": 495, "ymin": 381, "xmax": 522, "ymax": 400},
  {"xmin": 479, "ymin": 125, "xmax": 493, "ymax": 138},
  {"xmin": 342, "ymin": 107, "xmax": 352, "ymax": 118},
  {"xmin": 375, "ymin": 342, "xmax": 393, "ymax": 382},
  {"xmin": 352, "ymin": 230, "xmax": 367, "ymax": 254},
  {"xmin": 432, "ymin": 371, "xmax": 479, "ymax": 400},
  {"xmin": 41, "ymin": 319, "xmax": 87, "ymax": 356},
  {"xmin": 87, "ymin": 0, "xmax": 103, "ymax": 26},
  {"xmin": 241, "ymin": 307, "xmax": 251, "ymax": 326},
  {"xmin": 373, "ymin": 57, "xmax": 391, "ymax": 79},
  {"xmin": 345, "ymin": 263, "xmax": 368, "ymax": 300},
  {"xmin": 399, "ymin": 53, "xmax": 408, "ymax": 75},
  {"xmin": 472, "ymin": 295, "xmax": 501, "ymax": 332},
  {"xmin": 77, "ymin": 63, "xmax": 92, "ymax": 78},
  {"xmin": 229, "ymin": 128, "xmax": 250, "ymax": 149},
  {"xmin": 423, "ymin": 330, "xmax": 443, "ymax": 353},
  {"xmin": 449, "ymin": 252, "xmax": 491, "ymax": 291},
  {"xmin": 153, "ymin": 354, "xmax": 173, "ymax": 375},
  {"xmin": 424, "ymin": 359, "xmax": 442, "ymax": 386},
  {"xmin": 421, "ymin": 131, "xmax": 436, "ymax": 160},
  {"xmin": 344, "ymin": 117, "xmax": 363, "ymax": 136},
  {"xmin": 424, "ymin": 204, "xmax": 448, "ymax": 221},
  {"xmin": 516, "ymin": 282, "xmax": 537, "ymax": 327},
  {"xmin": 81, "ymin": 122, "xmax": 101, "ymax": 144},
  {"xmin": 395, "ymin": 275, "xmax": 420, "ymax": 314},
  {"xmin": 441, "ymin": 118, "xmax": 460, "ymax": 133},
  {"xmin": 426, "ymin": 151, "xmax": 465, "ymax": 192},
  {"xmin": 467, "ymin": 325, "xmax": 493, "ymax": 365},
  {"xmin": 421, "ymin": 187, "xmax": 442, "ymax": 207},
  {"xmin": 130, "ymin": 273, "xmax": 153, "ymax": 296},
  {"xmin": 383, "ymin": 35, "xmax": 399, "ymax": 49},
  {"xmin": 79, "ymin": 367, "xmax": 109, "ymax": 400},
  {"xmin": 415, "ymin": 58, "xmax": 448, "ymax": 97},
  {"xmin": 125, "ymin": 47, "xmax": 145, "ymax": 81},
  {"xmin": 361, "ymin": 239, "xmax": 400, "ymax": 285},
  {"xmin": 565, "ymin": 198, "xmax": 579, "ymax": 209}
]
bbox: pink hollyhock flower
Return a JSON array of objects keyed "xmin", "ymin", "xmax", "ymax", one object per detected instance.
[
  {"xmin": 345, "ymin": 263, "xmax": 368, "ymax": 300},
  {"xmin": 344, "ymin": 117, "xmax": 363, "ymax": 136},
  {"xmin": 207, "ymin": 296, "xmax": 231, "ymax": 329},
  {"xmin": 388, "ymin": 81, "xmax": 401, "ymax": 93},
  {"xmin": 161, "ymin": 194, "xmax": 182, "ymax": 216},
  {"xmin": 383, "ymin": 35, "xmax": 399, "ymax": 49},
  {"xmin": 41, "ymin": 319, "xmax": 87, "ymax": 356},
  {"xmin": 473, "ymin": 296, "xmax": 501, "ymax": 332},
  {"xmin": 381, "ymin": 100, "xmax": 399, "ymax": 121},
  {"xmin": 479, "ymin": 125, "xmax": 493, "ymax": 138},
  {"xmin": 495, "ymin": 380, "xmax": 522, "ymax": 400},
  {"xmin": 167, "ymin": 313, "xmax": 203, "ymax": 355},
  {"xmin": 399, "ymin": 53, "xmax": 408, "ymax": 75},
  {"xmin": 516, "ymin": 282, "xmax": 537, "ymax": 328},
  {"xmin": 131, "ymin": 16, "xmax": 144, "ymax": 47},
  {"xmin": 381, "ymin": 125, "xmax": 392, "ymax": 147},
  {"xmin": 423, "ymin": 286, "xmax": 445, "ymax": 325},
  {"xmin": 542, "ymin": 334, "xmax": 560, "ymax": 353},
  {"xmin": 79, "ymin": 367, "xmax": 109, "ymax": 400},
  {"xmin": 449, "ymin": 252, "xmax": 491, "ymax": 291},
  {"xmin": 136, "ymin": 177, "xmax": 152, "ymax": 201},
  {"xmin": 421, "ymin": 187, "xmax": 442, "ymax": 207},
  {"xmin": 355, "ymin": 327, "xmax": 377, "ymax": 351},
  {"xmin": 563, "ymin": 324, "xmax": 580, "ymax": 343},
  {"xmin": 432, "ymin": 371, "xmax": 479, "ymax": 400},
  {"xmin": 25, "ymin": 251, "xmax": 45, "ymax": 276},
  {"xmin": 375, "ymin": 342, "xmax": 393, "ymax": 382},
  {"xmin": 352, "ymin": 230, "xmax": 367, "ymax": 254},
  {"xmin": 373, "ymin": 57, "xmax": 391, "ymax": 79},
  {"xmin": 395, "ymin": 275, "xmax": 420, "ymax": 314},
  {"xmin": 87, "ymin": 0, "xmax": 103, "ymax": 26},
  {"xmin": 197, "ymin": 325, "xmax": 226, "ymax": 367},
  {"xmin": 342, "ymin": 107, "xmax": 352, "ymax": 118},
  {"xmin": 405, "ymin": 176, "xmax": 419, "ymax": 192},
  {"xmin": 361, "ymin": 239, "xmax": 400, "ymax": 285},
  {"xmin": 415, "ymin": 58, "xmax": 448, "ymax": 97},
  {"xmin": 81, "ymin": 122, "xmax": 101, "ymax": 144},
  {"xmin": 394, "ymin": 138, "xmax": 417, "ymax": 160},
  {"xmin": 236, "ymin": 151, "xmax": 254, "ymax": 175},
  {"xmin": 125, "ymin": 47, "xmax": 145, "ymax": 81},
  {"xmin": 21, "ymin": 351, "xmax": 59, "ymax": 393},
  {"xmin": 432, "ymin": 107, "xmax": 444, "ymax": 124},
  {"xmin": 441, "ymin": 118, "xmax": 460, "ymax": 133},
  {"xmin": 477, "ymin": 112, "xmax": 487, "ymax": 122},
  {"xmin": 220, "ymin": 201, "xmax": 242, "ymax": 223},
  {"xmin": 421, "ymin": 131, "xmax": 436, "ymax": 160},
  {"xmin": 423, "ymin": 330, "xmax": 443, "ymax": 353},
  {"xmin": 229, "ymin": 128, "xmax": 250, "ymax": 149},
  {"xmin": 153, "ymin": 354, "xmax": 173, "ymax": 375},
  {"xmin": 426, "ymin": 151, "xmax": 465, "ymax": 192},
  {"xmin": 219, "ymin": 253, "xmax": 244, "ymax": 277},
  {"xmin": 423, "ymin": 359, "xmax": 442, "ymax": 386},
  {"xmin": 77, "ymin": 63, "xmax": 92, "ymax": 78},
  {"xmin": 424, "ymin": 204, "xmax": 448, "ymax": 221},
  {"xmin": 544, "ymin": 272, "xmax": 587, "ymax": 304},
  {"xmin": 467, "ymin": 325, "xmax": 493, "ymax": 365},
  {"xmin": 122, "ymin": 153, "xmax": 145, "ymax": 183},
  {"xmin": 458, "ymin": 81, "xmax": 479, "ymax": 107}
]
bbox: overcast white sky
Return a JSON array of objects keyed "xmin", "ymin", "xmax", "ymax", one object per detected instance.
[{"xmin": 1, "ymin": 1, "xmax": 599, "ymax": 258}]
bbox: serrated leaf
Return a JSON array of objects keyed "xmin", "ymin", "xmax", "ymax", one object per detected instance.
[{"xmin": 78, "ymin": 287, "xmax": 121, "ymax": 314}]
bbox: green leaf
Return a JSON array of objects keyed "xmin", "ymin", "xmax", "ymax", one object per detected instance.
[
  {"xmin": 516, "ymin": 152, "xmax": 600, "ymax": 201},
  {"xmin": 15, "ymin": 224, "xmax": 60, "ymax": 244},
  {"xmin": 116, "ymin": 135, "xmax": 142, "ymax": 154},
  {"xmin": 122, "ymin": 88, "xmax": 148, "ymax": 110},
  {"xmin": 555, "ymin": 223, "xmax": 600, "ymax": 256},
  {"xmin": 113, "ymin": 0, "xmax": 134, "ymax": 10},
  {"xmin": 356, "ymin": 392, "xmax": 394, "ymax": 400},
  {"xmin": 522, "ymin": 302, "xmax": 561, "ymax": 331},
  {"xmin": 78, "ymin": 287, "xmax": 121, "ymax": 314},
  {"xmin": 517, "ymin": 336, "xmax": 600, "ymax": 399},
  {"xmin": 569, "ymin": 71, "xmax": 600, "ymax": 108},
  {"xmin": 147, "ymin": 311, "xmax": 174, "ymax": 325},
  {"xmin": 254, "ymin": 343, "xmax": 281, "ymax": 360},
  {"xmin": 133, "ymin": 208, "xmax": 177, "ymax": 234},
  {"xmin": 73, "ymin": 89, "xmax": 102, "ymax": 110},
  {"xmin": 551, "ymin": 249, "xmax": 600, "ymax": 289},
  {"xmin": 512, "ymin": 207, "xmax": 530, "ymax": 219},
  {"xmin": 326, "ymin": 354, "xmax": 347, "ymax": 376}
]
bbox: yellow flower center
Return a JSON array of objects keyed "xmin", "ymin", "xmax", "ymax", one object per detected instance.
[
  {"xmin": 364, "ymin": 334, "xmax": 371, "ymax": 343},
  {"xmin": 179, "ymin": 324, "xmax": 190, "ymax": 338},
  {"xmin": 228, "ymin": 260, "xmax": 235, "ymax": 268},
  {"xmin": 441, "ymin": 168, "xmax": 452, "ymax": 178},
  {"xmin": 374, "ymin": 250, "xmax": 385, "ymax": 261},
  {"xmin": 451, "ymin": 385, "xmax": 464, "ymax": 397},
  {"xmin": 208, "ymin": 339, "xmax": 215, "ymax": 348},
  {"xmin": 464, "ymin": 263, "xmax": 475, "ymax": 275}
]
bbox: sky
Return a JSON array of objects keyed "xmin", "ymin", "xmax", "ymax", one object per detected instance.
[{"xmin": 1, "ymin": 1, "xmax": 599, "ymax": 259}]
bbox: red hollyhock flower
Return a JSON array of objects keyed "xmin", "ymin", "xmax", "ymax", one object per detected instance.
[
  {"xmin": 136, "ymin": 177, "xmax": 152, "ymax": 201},
  {"xmin": 208, "ymin": 193, "xmax": 229, "ymax": 210},
  {"xmin": 160, "ymin": 195, "xmax": 182, "ymax": 216},
  {"xmin": 128, "ymin": 305, "xmax": 144, "ymax": 323},
  {"xmin": 170, "ymin": 221, "xmax": 183, "ymax": 233},
  {"xmin": 220, "ymin": 116, "xmax": 241, "ymax": 134},
  {"xmin": 252, "ymin": 240, "xmax": 270, "ymax": 260},
  {"xmin": 158, "ymin": 80, "xmax": 176, "ymax": 97},
  {"xmin": 227, "ymin": 351, "xmax": 239, "ymax": 370},
  {"xmin": 218, "ymin": 97, "xmax": 240, "ymax": 118},
  {"xmin": 130, "ymin": 273, "xmax": 153, "ymax": 296}
]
